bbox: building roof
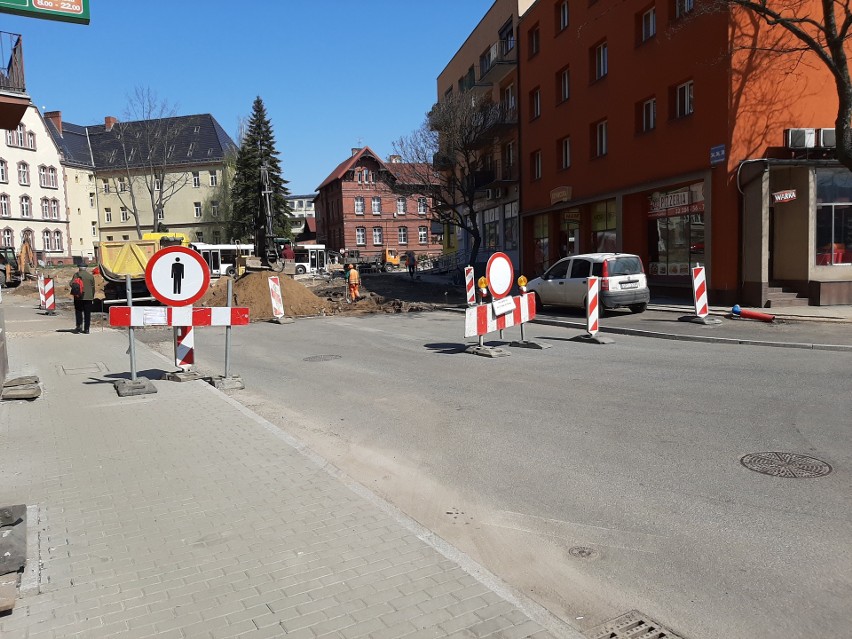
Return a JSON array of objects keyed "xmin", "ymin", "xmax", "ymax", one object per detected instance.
[
  {"xmin": 46, "ymin": 113, "xmax": 237, "ymax": 171},
  {"xmin": 316, "ymin": 146, "xmax": 433, "ymax": 191}
]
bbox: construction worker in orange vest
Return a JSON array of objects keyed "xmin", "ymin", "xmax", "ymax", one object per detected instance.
[{"xmin": 346, "ymin": 263, "xmax": 360, "ymax": 302}]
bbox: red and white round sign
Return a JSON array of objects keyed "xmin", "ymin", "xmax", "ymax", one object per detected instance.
[
  {"xmin": 486, "ymin": 252, "xmax": 514, "ymax": 300},
  {"xmin": 145, "ymin": 246, "xmax": 210, "ymax": 307}
]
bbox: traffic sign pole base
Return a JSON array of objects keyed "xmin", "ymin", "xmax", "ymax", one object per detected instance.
[
  {"xmin": 509, "ymin": 340, "xmax": 551, "ymax": 349},
  {"xmin": 465, "ymin": 345, "xmax": 510, "ymax": 358},
  {"xmin": 114, "ymin": 378, "xmax": 157, "ymax": 397},
  {"xmin": 577, "ymin": 333, "xmax": 615, "ymax": 345},
  {"xmin": 163, "ymin": 370, "xmax": 204, "ymax": 383},
  {"xmin": 679, "ymin": 315, "xmax": 722, "ymax": 325},
  {"xmin": 211, "ymin": 375, "xmax": 245, "ymax": 390},
  {"xmin": 270, "ymin": 316, "xmax": 294, "ymax": 325}
]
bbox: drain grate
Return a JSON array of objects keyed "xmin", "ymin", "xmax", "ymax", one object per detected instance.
[
  {"xmin": 587, "ymin": 610, "xmax": 685, "ymax": 639},
  {"xmin": 740, "ymin": 452, "xmax": 832, "ymax": 478},
  {"xmin": 302, "ymin": 354, "xmax": 342, "ymax": 362}
]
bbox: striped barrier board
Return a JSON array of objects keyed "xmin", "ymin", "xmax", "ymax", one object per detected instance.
[
  {"xmin": 465, "ymin": 266, "xmax": 475, "ymax": 306},
  {"xmin": 109, "ymin": 306, "xmax": 250, "ymax": 327},
  {"xmin": 691, "ymin": 266, "xmax": 708, "ymax": 318},
  {"xmin": 174, "ymin": 326, "xmax": 194, "ymax": 369},
  {"xmin": 464, "ymin": 293, "xmax": 536, "ymax": 338},
  {"xmin": 586, "ymin": 276, "xmax": 600, "ymax": 336},
  {"xmin": 37, "ymin": 274, "xmax": 45, "ymax": 309},
  {"xmin": 43, "ymin": 277, "xmax": 55, "ymax": 312}
]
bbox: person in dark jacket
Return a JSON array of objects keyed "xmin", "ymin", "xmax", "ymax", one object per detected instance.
[{"xmin": 70, "ymin": 263, "xmax": 96, "ymax": 333}]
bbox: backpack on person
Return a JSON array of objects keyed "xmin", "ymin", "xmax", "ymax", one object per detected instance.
[{"xmin": 70, "ymin": 274, "xmax": 84, "ymax": 298}]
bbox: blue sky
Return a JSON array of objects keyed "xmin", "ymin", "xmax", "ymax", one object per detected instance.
[{"xmin": 1, "ymin": 1, "xmax": 493, "ymax": 195}]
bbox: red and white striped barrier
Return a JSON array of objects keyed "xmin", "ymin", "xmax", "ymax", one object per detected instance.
[
  {"xmin": 464, "ymin": 293, "xmax": 536, "ymax": 338},
  {"xmin": 37, "ymin": 273, "xmax": 45, "ymax": 309},
  {"xmin": 174, "ymin": 326, "xmax": 194, "ymax": 369},
  {"xmin": 109, "ymin": 306, "xmax": 250, "ymax": 327},
  {"xmin": 586, "ymin": 277, "xmax": 600, "ymax": 336},
  {"xmin": 43, "ymin": 277, "xmax": 56, "ymax": 312},
  {"xmin": 268, "ymin": 276, "xmax": 286, "ymax": 319},
  {"xmin": 691, "ymin": 266, "xmax": 708, "ymax": 318},
  {"xmin": 465, "ymin": 266, "xmax": 475, "ymax": 306}
]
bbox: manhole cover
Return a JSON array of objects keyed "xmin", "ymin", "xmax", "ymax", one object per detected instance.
[
  {"xmin": 303, "ymin": 354, "xmax": 342, "ymax": 362},
  {"xmin": 740, "ymin": 452, "xmax": 832, "ymax": 478},
  {"xmin": 568, "ymin": 546, "xmax": 599, "ymax": 559},
  {"xmin": 587, "ymin": 610, "xmax": 685, "ymax": 639}
]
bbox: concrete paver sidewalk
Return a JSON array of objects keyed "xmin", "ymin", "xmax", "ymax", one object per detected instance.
[{"xmin": 0, "ymin": 302, "xmax": 576, "ymax": 639}]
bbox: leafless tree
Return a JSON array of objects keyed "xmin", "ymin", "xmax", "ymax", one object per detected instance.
[
  {"xmin": 701, "ymin": 1, "xmax": 852, "ymax": 171},
  {"xmin": 393, "ymin": 92, "xmax": 501, "ymax": 265},
  {"xmin": 100, "ymin": 87, "xmax": 190, "ymax": 238}
]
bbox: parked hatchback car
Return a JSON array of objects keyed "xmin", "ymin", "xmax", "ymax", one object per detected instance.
[{"xmin": 527, "ymin": 253, "xmax": 650, "ymax": 313}]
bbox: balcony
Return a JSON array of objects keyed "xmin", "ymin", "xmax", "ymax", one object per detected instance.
[
  {"xmin": 472, "ymin": 103, "xmax": 518, "ymax": 149},
  {"xmin": 478, "ymin": 39, "xmax": 517, "ymax": 85},
  {"xmin": 0, "ymin": 32, "xmax": 28, "ymax": 129},
  {"xmin": 480, "ymin": 163, "xmax": 519, "ymax": 189}
]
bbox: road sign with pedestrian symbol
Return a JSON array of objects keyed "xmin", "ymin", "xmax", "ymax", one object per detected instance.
[{"xmin": 145, "ymin": 246, "xmax": 210, "ymax": 307}]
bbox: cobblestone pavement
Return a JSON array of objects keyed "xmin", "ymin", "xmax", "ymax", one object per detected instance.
[{"xmin": 0, "ymin": 303, "xmax": 580, "ymax": 639}]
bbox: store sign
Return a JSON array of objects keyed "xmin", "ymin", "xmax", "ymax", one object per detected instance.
[
  {"xmin": 0, "ymin": 0, "xmax": 90, "ymax": 24},
  {"xmin": 772, "ymin": 189, "xmax": 797, "ymax": 203},
  {"xmin": 550, "ymin": 186, "xmax": 573, "ymax": 204},
  {"xmin": 650, "ymin": 190, "xmax": 691, "ymax": 212}
]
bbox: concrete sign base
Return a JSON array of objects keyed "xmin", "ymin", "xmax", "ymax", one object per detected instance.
[
  {"xmin": 576, "ymin": 334, "xmax": 615, "ymax": 345},
  {"xmin": 114, "ymin": 378, "xmax": 157, "ymax": 397},
  {"xmin": 211, "ymin": 375, "xmax": 245, "ymax": 390},
  {"xmin": 465, "ymin": 345, "xmax": 510, "ymax": 357},
  {"xmin": 509, "ymin": 340, "xmax": 551, "ymax": 349},
  {"xmin": 163, "ymin": 371, "xmax": 204, "ymax": 383}
]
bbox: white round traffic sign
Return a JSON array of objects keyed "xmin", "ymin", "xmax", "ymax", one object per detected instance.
[
  {"xmin": 145, "ymin": 246, "xmax": 210, "ymax": 306},
  {"xmin": 486, "ymin": 252, "xmax": 514, "ymax": 299}
]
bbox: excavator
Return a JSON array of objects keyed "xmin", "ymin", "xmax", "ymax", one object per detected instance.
[{"xmin": 0, "ymin": 235, "xmax": 35, "ymax": 288}]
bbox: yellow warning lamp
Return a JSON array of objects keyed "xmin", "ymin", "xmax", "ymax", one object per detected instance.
[
  {"xmin": 477, "ymin": 276, "xmax": 488, "ymax": 297},
  {"xmin": 517, "ymin": 275, "xmax": 528, "ymax": 292}
]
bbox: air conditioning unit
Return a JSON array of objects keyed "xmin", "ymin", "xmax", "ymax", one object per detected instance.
[
  {"xmin": 818, "ymin": 128, "xmax": 836, "ymax": 148},
  {"xmin": 785, "ymin": 128, "xmax": 816, "ymax": 149}
]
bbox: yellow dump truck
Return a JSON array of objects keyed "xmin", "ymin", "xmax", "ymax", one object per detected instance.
[{"xmin": 96, "ymin": 233, "xmax": 190, "ymax": 301}]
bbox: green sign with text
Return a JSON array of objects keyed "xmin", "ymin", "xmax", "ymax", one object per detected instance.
[{"xmin": 0, "ymin": 0, "xmax": 90, "ymax": 25}]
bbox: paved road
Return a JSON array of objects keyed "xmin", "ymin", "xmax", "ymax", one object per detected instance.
[{"xmin": 165, "ymin": 311, "xmax": 852, "ymax": 639}]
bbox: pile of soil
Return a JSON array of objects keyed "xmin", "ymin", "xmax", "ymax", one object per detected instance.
[
  {"xmin": 4, "ymin": 267, "xmax": 107, "ymax": 300},
  {"xmin": 198, "ymin": 272, "xmax": 333, "ymax": 320}
]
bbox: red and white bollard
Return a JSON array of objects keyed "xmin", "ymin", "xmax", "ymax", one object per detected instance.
[
  {"xmin": 583, "ymin": 276, "xmax": 613, "ymax": 344},
  {"xmin": 465, "ymin": 266, "xmax": 475, "ymax": 306},
  {"xmin": 174, "ymin": 326, "xmax": 195, "ymax": 370},
  {"xmin": 691, "ymin": 266, "xmax": 708, "ymax": 318},
  {"xmin": 43, "ymin": 277, "xmax": 56, "ymax": 315}
]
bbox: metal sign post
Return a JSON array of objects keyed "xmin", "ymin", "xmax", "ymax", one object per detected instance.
[{"xmin": 126, "ymin": 275, "xmax": 137, "ymax": 382}]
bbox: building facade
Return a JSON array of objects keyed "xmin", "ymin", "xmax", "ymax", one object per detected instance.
[
  {"xmin": 315, "ymin": 147, "xmax": 442, "ymax": 259},
  {"xmin": 0, "ymin": 105, "xmax": 70, "ymax": 264},
  {"xmin": 46, "ymin": 112, "xmax": 236, "ymax": 247},
  {"xmin": 437, "ymin": 0, "xmax": 533, "ymax": 270},
  {"xmin": 285, "ymin": 193, "xmax": 317, "ymax": 218}
]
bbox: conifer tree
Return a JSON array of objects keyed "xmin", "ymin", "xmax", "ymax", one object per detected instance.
[{"xmin": 229, "ymin": 96, "xmax": 290, "ymax": 261}]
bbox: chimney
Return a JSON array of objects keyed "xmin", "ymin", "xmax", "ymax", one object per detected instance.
[
  {"xmin": 44, "ymin": 110, "xmax": 62, "ymax": 135},
  {"xmin": 388, "ymin": 155, "xmax": 402, "ymax": 163},
  {"xmin": 351, "ymin": 147, "xmax": 361, "ymax": 156},
  {"xmin": 104, "ymin": 116, "xmax": 118, "ymax": 131}
]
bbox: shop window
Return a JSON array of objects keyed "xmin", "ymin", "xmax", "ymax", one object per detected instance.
[
  {"xmin": 648, "ymin": 210, "xmax": 705, "ymax": 276},
  {"xmin": 504, "ymin": 201, "xmax": 518, "ymax": 250},
  {"xmin": 816, "ymin": 205, "xmax": 852, "ymax": 265},
  {"xmin": 592, "ymin": 199, "xmax": 617, "ymax": 252},
  {"xmin": 532, "ymin": 214, "xmax": 551, "ymax": 273},
  {"xmin": 484, "ymin": 207, "xmax": 500, "ymax": 250}
]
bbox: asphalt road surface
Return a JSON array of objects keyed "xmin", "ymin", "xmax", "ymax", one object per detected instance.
[{"xmin": 145, "ymin": 311, "xmax": 852, "ymax": 639}]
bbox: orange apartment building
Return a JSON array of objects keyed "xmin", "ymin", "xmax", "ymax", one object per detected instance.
[
  {"xmin": 518, "ymin": 0, "xmax": 848, "ymax": 305},
  {"xmin": 437, "ymin": 0, "xmax": 534, "ymax": 273},
  {"xmin": 315, "ymin": 147, "xmax": 442, "ymax": 261}
]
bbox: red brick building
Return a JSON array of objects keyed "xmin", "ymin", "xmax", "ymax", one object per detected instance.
[
  {"xmin": 518, "ymin": 0, "xmax": 847, "ymax": 305},
  {"xmin": 315, "ymin": 147, "xmax": 442, "ymax": 262}
]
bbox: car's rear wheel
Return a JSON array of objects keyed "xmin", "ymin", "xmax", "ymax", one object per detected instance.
[{"xmin": 629, "ymin": 303, "xmax": 648, "ymax": 314}]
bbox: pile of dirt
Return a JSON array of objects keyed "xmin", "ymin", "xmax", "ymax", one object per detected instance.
[
  {"xmin": 4, "ymin": 267, "xmax": 107, "ymax": 300},
  {"xmin": 198, "ymin": 272, "xmax": 333, "ymax": 320}
]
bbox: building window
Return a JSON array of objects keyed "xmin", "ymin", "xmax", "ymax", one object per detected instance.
[
  {"xmin": 120, "ymin": 207, "xmax": 129, "ymax": 222},
  {"xmin": 418, "ymin": 197, "xmax": 427, "ymax": 215},
  {"xmin": 484, "ymin": 207, "xmax": 500, "ymax": 250},
  {"xmin": 157, "ymin": 208, "xmax": 164, "ymax": 220},
  {"xmin": 355, "ymin": 196, "xmax": 365, "ymax": 214},
  {"xmin": 594, "ymin": 41, "xmax": 608, "ymax": 80},
  {"xmin": 91, "ymin": 221, "xmax": 97, "ymax": 237},
  {"xmin": 530, "ymin": 88, "xmax": 541, "ymax": 119},
  {"xmin": 356, "ymin": 226, "xmax": 366, "ymax": 245},
  {"xmin": 396, "ymin": 197, "xmax": 406, "ymax": 215},
  {"xmin": 500, "ymin": 19, "xmax": 515, "ymax": 52},
  {"xmin": 17, "ymin": 162, "xmax": 29, "ymax": 185},
  {"xmin": 370, "ymin": 196, "xmax": 380, "ymax": 214},
  {"xmin": 398, "ymin": 226, "xmax": 408, "ymax": 244},
  {"xmin": 676, "ymin": 80, "xmax": 694, "ymax": 117},
  {"xmin": 419, "ymin": 226, "xmax": 428, "ymax": 244},
  {"xmin": 43, "ymin": 230, "xmax": 51, "ymax": 251},
  {"xmin": 559, "ymin": 68, "xmax": 570, "ymax": 102},
  {"xmin": 372, "ymin": 226, "xmax": 383, "ymax": 245},
  {"xmin": 117, "ymin": 177, "xmax": 126, "ymax": 192},
  {"xmin": 209, "ymin": 171, "xmax": 217, "ymax": 186},
  {"xmin": 0, "ymin": 159, "xmax": 6, "ymax": 182},
  {"xmin": 211, "ymin": 201, "xmax": 219, "ymax": 217},
  {"xmin": 195, "ymin": 232, "xmax": 203, "ymax": 242},
  {"xmin": 27, "ymin": 131, "xmax": 36, "ymax": 150},
  {"xmin": 194, "ymin": 202, "xmax": 202, "ymax": 218},
  {"xmin": 531, "ymin": 150, "xmax": 542, "ymax": 180},
  {"xmin": 676, "ymin": 0, "xmax": 694, "ymax": 18},
  {"xmin": 560, "ymin": 137, "xmax": 571, "ymax": 169},
  {"xmin": 89, "ymin": 192, "xmax": 95, "ymax": 207},
  {"xmin": 154, "ymin": 178, "xmax": 161, "ymax": 191},
  {"xmin": 595, "ymin": 120, "xmax": 608, "ymax": 157},
  {"xmin": 212, "ymin": 230, "xmax": 221, "ymax": 243},
  {"xmin": 504, "ymin": 201, "xmax": 518, "ymax": 250},
  {"xmin": 51, "ymin": 200, "xmax": 60, "ymax": 219},
  {"xmin": 557, "ymin": 1, "xmax": 569, "ymax": 31},
  {"xmin": 105, "ymin": 208, "xmax": 112, "ymax": 223},
  {"xmin": 640, "ymin": 97, "xmax": 657, "ymax": 132},
  {"xmin": 528, "ymin": 25, "xmax": 540, "ymax": 57},
  {"xmin": 2, "ymin": 229, "xmax": 10, "ymax": 245},
  {"xmin": 0, "ymin": 194, "xmax": 8, "ymax": 216},
  {"xmin": 20, "ymin": 195, "xmax": 30, "ymax": 217},
  {"xmin": 641, "ymin": 7, "xmax": 656, "ymax": 42},
  {"xmin": 53, "ymin": 230, "xmax": 62, "ymax": 251},
  {"xmin": 41, "ymin": 198, "xmax": 50, "ymax": 218},
  {"xmin": 14, "ymin": 125, "xmax": 23, "ymax": 147},
  {"xmin": 192, "ymin": 172, "xmax": 200, "ymax": 188},
  {"xmin": 102, "ymin": 179, "xmax": 110, "ymax": 194}
]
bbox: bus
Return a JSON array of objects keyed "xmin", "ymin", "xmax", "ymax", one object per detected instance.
[
  {"xmin": 290, "ymin": 243, "xmax": 327, "ymax": 275},
  {"xmin": 190, "ymin": 242, "xmax": 254, "ymax": 277}
]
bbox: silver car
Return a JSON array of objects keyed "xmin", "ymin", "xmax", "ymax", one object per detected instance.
[{"xmin": 527, "ymin": 252, "xmax": 650, "ymax": 313}]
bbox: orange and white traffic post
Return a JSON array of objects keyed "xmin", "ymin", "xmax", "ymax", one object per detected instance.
[{"xmin": 582, "ymin": 276, "xmax": 613, "ymax": 344}]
